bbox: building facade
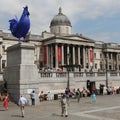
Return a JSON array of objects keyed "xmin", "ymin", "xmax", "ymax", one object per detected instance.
[{"xmin": 0, "ymin": 8, "xmax": 120, "ymax": 73}]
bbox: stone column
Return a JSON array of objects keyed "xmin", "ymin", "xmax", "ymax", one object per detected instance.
[
  {"xmin": 5, "ymin": 43, "xmax": 39, "ymax": 104},
  {"xmin": 92, "ymin": 47, "xmax": 94, "ymax": 69},
  {"xmin": 112, "ymin": 53, "xmax": 114, "ymax": 70},
  {"xmin": 116, "ymin": 53, "xmax": 118, "ymax": 71},
  {"xmin": 78, "ymin": 46, "xmax": 80, "ymax": 65},
  {"xmin": 113, "ymin": 53, "xmax": 115, "ymax": 70},
  {"xmin": 46, "ymin": 45, "xmax": 49, "ymax": 67},
  {"xmin": 51, "ymin": 45, "xmax": 53, "ymax": 68},
  {"xmin": 61, "ymin": 44, "xmax": 64, "ymax": 65},
  {"xmin": 83, "ymin": 46, "xmax": 86, "ymax": 69},
  {"xmin": 106, "ymin": 53, "xmax": 109, "ymax": 70},
  {"xmin": 0, "ymin": 44, "xmax": 2, "ymax": 72},
  {"xmin": 48, "ymin": 45, "xmax": 51, "ymax": 67},
  {"xmin": 73, "ymin": 45, "xmax": 75, "ymax": 65},
  {"xmin": 0, "ymin": 55, "xmax": 1, "ymax": 72},
  {"xmin": 55, "ymin": 44, "xmax": 58, "ymax": 68},
  {"xmin": 67, "ymin": 45, "xmax": 70, "ymax": 65},
  {"xmin": 88, "ymin": 47, "xmax": 90, "ymax": 69}
]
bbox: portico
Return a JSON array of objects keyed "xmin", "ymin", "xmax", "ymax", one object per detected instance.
[{"xmin": 43, "ymin": 36, "xmax": 95, "ymax": 71}]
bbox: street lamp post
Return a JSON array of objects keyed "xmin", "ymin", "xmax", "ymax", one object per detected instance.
[
  {"xmin": 99, "ymin": 41, "xmax": 109, "ymax": 87},
  {"xmin": 67, "ymin": 53, "xmax": 70, "ymax": 89},
  {"xmin": 96, "ymin": 41, "xmax": 109, "ymax": 87},
  {"xmin": 67, "ymin": 68, "xmax": 70, "ymax": 89},
  {"xmin": 105, "ymin": 54, "xmax": 108, "ymax": 87}
]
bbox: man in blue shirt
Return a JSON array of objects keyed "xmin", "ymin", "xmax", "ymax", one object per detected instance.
[{"xmin": 30, "ymin": 90, "xmax": 36, "ymax": 106}]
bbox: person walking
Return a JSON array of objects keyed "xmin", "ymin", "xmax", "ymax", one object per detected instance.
[
  {"xmin": 18, "ymin": 96, "xmax": 27, "ymax": 118},
  {"xmin": 65, "ymin": 88, "xmax": 70, "ymax": 101},
  {"xmin": 3, "ymin": 93, "xmax": 9, "ymax": 110},
  {"xmin": 76, "ymin": 88, "xmax": 81, "ymax": 103},
  {"xmin": 30, "ymin": 90, "xmax": 36, "ymax": 105},
  {"xmin": 60, "ymin": 94, "xmax": 69, "ymax": 117}
]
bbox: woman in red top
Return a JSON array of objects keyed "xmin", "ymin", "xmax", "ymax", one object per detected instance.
[{"xmin": 3, "ymin": 94, "xmax": 9, "ymax": 110}]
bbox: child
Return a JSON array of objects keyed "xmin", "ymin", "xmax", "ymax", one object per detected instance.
[
  {"xmin": 91, "ymin": 92, "xmax": 96, "ymax": 103},
  {"xmin": 3, "ymin": 93, "xmax": 9, "ymax": 110}
]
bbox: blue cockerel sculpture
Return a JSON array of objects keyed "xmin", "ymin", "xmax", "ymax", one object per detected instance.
[{"xmin": 9, "ymin": 6, "xmax": 30, "ymax": 43}]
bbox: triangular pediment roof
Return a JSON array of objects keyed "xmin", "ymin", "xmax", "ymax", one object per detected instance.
[
  {"xmin": 42, "ymin": 33, "xmax": 95, "ymax": 47},
  {"xmin": 60, "ymin": 34, "xmax": 95, "ymax": 43},
  {"xmin": 43, "ymin": 34, "xmax": 95, "ymax": 42}
]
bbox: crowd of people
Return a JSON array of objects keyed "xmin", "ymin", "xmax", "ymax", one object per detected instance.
[
  {"xmin": 1, "ymin": 85, "xmax": 120, "ymax": 118},
  {"xmin": 99, "ymin": 84, "xmax": 120, "ymax": 95},
  {"xmin": 40, "ymin": 67, "xmax": 63, "ymax": 73}
]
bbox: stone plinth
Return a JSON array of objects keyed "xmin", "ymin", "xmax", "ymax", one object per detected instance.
[{"xmin": 5, "ymin": 43, "xmax": 39, "ymax": 104}]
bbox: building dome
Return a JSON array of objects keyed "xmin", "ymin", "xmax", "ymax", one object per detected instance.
[
  {"xmin": 50, "ymin": 8, "xmax": 72, "ymax": 35},
  {"xmin": 50, "ymin": 8, "xmax": 71, "ymax": 27}
]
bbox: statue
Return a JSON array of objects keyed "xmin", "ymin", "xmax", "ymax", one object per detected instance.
[{"xmin": 9, "ymin": 6, "xmax": 30, "ymax": 43}]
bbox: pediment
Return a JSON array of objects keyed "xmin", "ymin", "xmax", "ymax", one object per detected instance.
[
  {"xmin": 42, "ymin": 34, "xmax": 95, "ymax": 46},
  {"xmin": 58, "ymin": 34, "xmax": 95, "ymax": 43}
]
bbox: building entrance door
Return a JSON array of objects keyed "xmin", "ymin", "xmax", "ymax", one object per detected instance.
[{"xmin": 90, "ymin": 81, "xmax": 96, "ymax": 93}]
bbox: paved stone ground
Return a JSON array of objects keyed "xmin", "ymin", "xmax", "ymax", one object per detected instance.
[{"xmin": 0, "ymin": 94, "xmax": 120, "ymax": 120}]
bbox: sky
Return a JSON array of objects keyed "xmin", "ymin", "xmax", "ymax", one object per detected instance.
[{"xmin": 0, "ymin": 0, "xmax": 120, "ymax": 43}]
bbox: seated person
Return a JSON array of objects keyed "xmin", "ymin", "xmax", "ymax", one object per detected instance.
[
  {"xmin": 47, "ymin": 92, "xmax": 54, "ymax": 101},
  {"xmin": 71, "ymin": 89, "xmax": 76, "ymax": 98},
  {"xmin": 106, "ymin": 86, "xmax": 111, "ymax": 95},
  {"xmin": 82, "ymin": 87, "xmax": 87, "ymax": 97},
  {"xmin": 39, "ymin": 91, "xmax": 45, "ymax": 102}
]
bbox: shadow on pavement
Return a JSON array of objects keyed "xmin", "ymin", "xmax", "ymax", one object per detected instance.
[
  {"xmin": 11, "ymin": 115, "xmax": 22, "ymax": 118},
  {"xmin": 52, "ymin": 113, "xmax": 61, "ymax": 117},
  {"xmin": 0, "ymin": 109, "xmax": 5, "ymax": 111}
]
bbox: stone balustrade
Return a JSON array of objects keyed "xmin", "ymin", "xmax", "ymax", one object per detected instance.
[
  {"xmin": 38, "ymin": 71, "xmax": 119, "ymax": 79},
  {"xmin": 37, "ymin": 71, "xmax": 120, "ymax": 92}
]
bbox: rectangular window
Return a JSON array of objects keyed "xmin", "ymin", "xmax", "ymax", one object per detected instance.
[
  {"xmin": 94, "ymin": 53, "xmax": 96, "ymax": 59},
  {"xmin": 100, "ymin": 62, "xmax": 102, "ymax": 70},
  {"xmin": 40, "ymin": 47, "xmax": 43, "ymax": 53},
  {"xmin": 118, "ymin": 55, "xmax": 120, "ymax": 61},
  {"xmin": 109, "ymin": 53, "xmax": 111, "ymax": 59},
  {"xmin": 86, "ymin": 63, "xmax": 88, "ymax": 68},
  {"xmin": 2, "ymin": 45, "xmax": 5, "ymax": 54},
  {"xmin": 2, "ymin": 60, "xmax": 6, "ymax": 69},
  {"xmin": 119, "ymin": 65, "xmax": 120, "ymax": 70},
  {"xmin": 109, "ymin": 65, "xmax": 112, "ymax": 70},
  {"xmin": 100, "ymin": 53, "xmax": 102, "ymax": 58},
  {"xmin": 95, "ymin": 63, "xmax": 97, "ymax": 69}
]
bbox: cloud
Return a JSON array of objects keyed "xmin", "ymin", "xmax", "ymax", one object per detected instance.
[
  {"xmin": 89, "ymin": 32, "xmax": 120, "ymax": 43},
  {"xmin": 0, "ymin": 0, "xmax": 120, "ymax": 36}
]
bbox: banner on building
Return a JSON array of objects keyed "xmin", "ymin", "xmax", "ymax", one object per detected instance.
[
  {"xmin": 58, "ymin": 46, "xmax": 61, "ymax": 62},
  {"xmin": 90, "ymin": 50, "xmax": 93, "ymax": 62}
]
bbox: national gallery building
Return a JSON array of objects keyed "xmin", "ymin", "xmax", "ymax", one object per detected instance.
[{"xmin": 0, "ymin": 8, "xmax": 120, "ymax": 73}]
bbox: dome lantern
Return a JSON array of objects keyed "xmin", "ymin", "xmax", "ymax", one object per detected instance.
[{"xmin": 59, "ymin": 7, "xmax": 62, "ymax": 14}]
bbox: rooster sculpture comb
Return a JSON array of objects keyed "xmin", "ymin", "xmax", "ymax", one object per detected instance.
[{"xmin": 9, "ymin": 6, "xmax": 30, "ymax": 43}]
